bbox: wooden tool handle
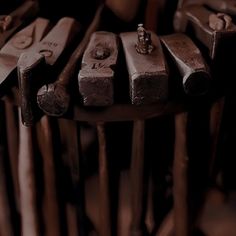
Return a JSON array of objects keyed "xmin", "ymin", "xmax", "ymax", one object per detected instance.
[{"xmin": 18, "ymin": 110, "xmax": 40, "ymax": 236}]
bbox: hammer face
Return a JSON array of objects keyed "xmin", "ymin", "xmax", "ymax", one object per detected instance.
[
  {"xmin": 120, "ymin": 31, "xmax": 168, "ymax": 105},
  {"xmin": 78, "ymin": 31, "xmax": 119, "ymax": 106}
]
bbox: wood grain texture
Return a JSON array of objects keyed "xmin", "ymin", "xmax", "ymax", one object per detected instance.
[
  {"xmin": 209, "ymin": 97, "xmax": 225, "ymax": 179},
  {"xmin": 5, "ymin": 101, "xmax": 20, "ymax": 211},
  {"xmin": 0, "ymin": 103, "xmax": 14, "ymax": 236},
  {"xmin": 18, "ymin": 109, "xmax": 40, "ymax": 236},
  {"xmin": 173, "ymin": 112, "xmax": 189, "ymax": 236},
  {"xmin": 120, "ymin": 31, "xmax": 168, "ymax": 105},
  {"xmin": 130, "ymin": 120, "xmax": 145, "ymax": 236},
  {"xmin": 78, "ymin": 31, "xmax": 119, "ymax": 106},
  {"xmin": 0, "ymin": 18, "xmax": 50, "ymax": 97},
  {"xmin": 161, "ymin": 33, "xmax": 211, "ymax": 96},
  {"xmin": 58, "ymin": 119, "xmax": 81, "ymax": 236},
  {"xmin": 173, "ymin": 4, "xmax": 236, "ymax": 59},
  {"xmin": 97, "ymin": 123, "xmax": 111, "ymax": 236},
  {"xmin": 0, "ymin": 1, "xmax": 39, "ymax": 49},
  {"xmin": 36, "ymin": 116, "xmax": 60, "ymax": 236},
  {"xmin": 37, "ymin": 4, "xmax": 104, "ymax": 116}
]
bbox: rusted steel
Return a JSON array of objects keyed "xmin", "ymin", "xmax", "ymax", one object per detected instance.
[
  {"xmin": 78, "ymin": 31, "xmax": 119, "ymax": 106},
  {"xmin": 173, "ymin": 112, "xmax": 189, "ymax": 236},
  {"xmin": 37, "ymin": 4, "xmax": 104, "ymax": 116},
  {"xmin": 0, "ymin": 1, "xmax": 39, "ymax": 48},
  {"xmin": 174, "ymin": 4, "xmax": 236, "ymax": 59},
  {"xmin": 97, "ymin": 123, "xmax": 111, "ymax": 236},
  {"xmin": 161, "ymin": 33, "xmax": 211, "ymax": 96},
  {"xmin": 0, "ymin": 18, "xmax": 50, "ymax": 97},
  {"xmin": 18, "ymin": 17, "xmax": 80, "ymax": 125},
  {"xmin": 120, "ymin": 26, "xmax": 168, "ymax": 105},
  {"xmin": 130, "ymin": 120, "xmax": 145, "ymax": 236},
  {"xmin": 32, "ymin": 17, "xmax": 81, "ymax": 66}
]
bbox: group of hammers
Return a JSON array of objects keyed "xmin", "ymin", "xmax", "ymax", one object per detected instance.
[{"xmin": 1, "ymin": 0, "xmax": 236, "ymax": 235}]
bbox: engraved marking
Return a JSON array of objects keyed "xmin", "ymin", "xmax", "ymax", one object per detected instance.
[
  {"xmin": 39, "ymin": 49, "xmax": 53, "ymax": 57},
  {"xmin": 12, "ymin": 35, "xmax": 33, "ymax": 49}
]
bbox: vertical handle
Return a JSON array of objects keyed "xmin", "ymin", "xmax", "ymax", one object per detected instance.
[
  {"xmin": 130, "ymin": 120, "xmax": 145, "ymax": 236},
  {"xmin": 173, "ymin": 112, "xmax": 189, "ymax": 236}
]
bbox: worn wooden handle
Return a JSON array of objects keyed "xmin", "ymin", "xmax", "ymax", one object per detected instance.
[{"xmin": 18, "ymin": 109, "xmax": 40, "ymax": 236}]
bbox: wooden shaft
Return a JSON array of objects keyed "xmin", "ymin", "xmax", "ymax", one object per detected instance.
[
  {"xmin": 156, "ymin": 210, "xmax": 174, "ymax": 236},
  {"xmin": 5, "ymin": 101, "xmax": 20, "ymax": 211},
  {"xmin": 173, "ymin": 112, "xmax": 189, "ymax": 236},
  {"xmin": 37, "ymin": 116, "xmax": 60, "ymax": 236},
  {"xmin": 37, "ymin": 4, "xmax": 104, "ymax": 116},
  {"xmin": 209, "ymin": 97, "xmax": 225, "ymax": 179},
  {"xmin": 58, "ymin": 119, "xmax": 81, "ymax": 236},
  {"xmin": 18, "ymin": 108, "xmax": 39, "ymax": 236},
  {"xmin": 18, "ymin": 52, "xmax": 45, "ymax": 126},
  {"xmin": 97, "ymin": 123, "xmax": 111, "ymax": 236},
  {"xmin": 0, "ymin": 104, "xmax": 14, "ymax": 236},
  {"xmin": 130, "ymin": 120, "xmax": 145, "ymax": 236}
]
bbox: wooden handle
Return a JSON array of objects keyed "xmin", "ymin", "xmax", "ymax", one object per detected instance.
[
  {"xmin": 18, "ymin": 109, "xmax": 40, "ymax": 236},
  {"xmin": 36, "ymin": 116, "xmax": 60, "ymax": 236},
  {"xmin": 97, "ymin": 123, "xmax": 111, "ymax": 236},
  {"xmin": 161, "ymin": 33, "xmax": 211, "ymax": 96},
  {"xmin": 173, "ymin": 112, "xmax": 189, "ymax": 236},
  {"xmin": 130, "ymin": 120, "xmax": 145, "ymax": 236},
  {"xmin": 0, "ymin": 103, "xmax": 14, "ymax": 236}
]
